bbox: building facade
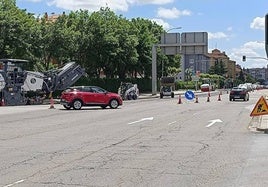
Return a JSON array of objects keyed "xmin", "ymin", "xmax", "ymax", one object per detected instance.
[
  {"xmin": 207, "ymin": 49, "xmax": 236, "ymax": 80},
  {"xmin": 246, "ymin": 67, "xmax": 268, "ymax": 83}
]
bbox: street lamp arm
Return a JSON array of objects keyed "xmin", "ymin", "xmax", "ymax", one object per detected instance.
[
  {"xmin": 248, "ymin": 57, "xmax": 268, "ymax": 60},
  {"xmin": 243, "ymin": 56, "xmax": 268, "ymax": 61},
  {"xmin": 166, "ymin": 27, "xmax": 182, "ymax": 33}
]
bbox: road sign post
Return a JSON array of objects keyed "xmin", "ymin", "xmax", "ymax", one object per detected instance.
[{"xmin": 184, "ymin": 90, "xmax": 195, "ymax": 100}]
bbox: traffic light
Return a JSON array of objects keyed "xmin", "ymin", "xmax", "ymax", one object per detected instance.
[{"xmin": 242, "ymin": 55, "xmax": 246, "ymax": 62}]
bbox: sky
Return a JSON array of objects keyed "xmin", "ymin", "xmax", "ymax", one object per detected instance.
[{"xmin": 16, "ymin": 0, "xmax": 268, "ymax": 69}]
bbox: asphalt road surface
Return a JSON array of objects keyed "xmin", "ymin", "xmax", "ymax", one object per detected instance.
[{"xmin": 1, "ymin": 90, "xmax": 268, "ymax": 187}]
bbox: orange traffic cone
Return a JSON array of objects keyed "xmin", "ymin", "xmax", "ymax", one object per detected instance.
[
  {"xmin": 49, "ymin": 92, "xmax": 55, "ymax": 109},
  {"xmin": 0, "ymin": 98, "xmax": 5, "ymax": 106},
  {"xmin": 195, "ymin": 95, "xmax": 199, "ymax": 103},
  {"xmin": 178, "ymin": 95, "xmax": 182, "ymax": 104},
  {"xmin": 49, "ymin": 97, "xmax": 55, "ymax": 109},
  {"xmin": 218, "ymin": 93, "xmax": 221, "ymax": 101}
]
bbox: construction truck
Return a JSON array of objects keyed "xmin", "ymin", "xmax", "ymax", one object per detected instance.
[
  {"xmin": 118, "ymin": 82, "xmax": 139, "ymax": 100},
  {"xmin": 0, "ymin": 59, "xmax": 86, "ymax": 106},
  {"xmin": 159, "ymin": 76, "xmax": 175, "ymax": 98}
]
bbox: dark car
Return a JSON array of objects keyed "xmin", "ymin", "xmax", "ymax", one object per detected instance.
[
  {"xmin": 229, "ymin": 87, "xmax": 249, "ymax": 101},
  {"xmin": 60, "ymin": 86, "xmax": 123, "ymax": 110}
]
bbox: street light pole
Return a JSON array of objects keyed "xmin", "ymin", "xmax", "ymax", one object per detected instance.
[
  {"xmin": 161, "ymin": 60, "xmax": 164, "ymax": 77},
  {"xmin": 162, "ymin": 27, "xmax": 182, "ymax": 77},
  {"xmin": 151, "ymin": 27, "xmax": 182, "ymax": 95},
  {"xmin": 152, "ymin": 44, "xmax": 157, "ymax": 95}
]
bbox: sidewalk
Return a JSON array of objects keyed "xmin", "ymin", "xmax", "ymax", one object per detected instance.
[{"xmin": 249, "ymin": 115, "xmax": 268, "ymax": 133}]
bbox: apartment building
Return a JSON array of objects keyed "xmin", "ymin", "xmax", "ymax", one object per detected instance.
[
  {"xmin": 207, "ymin": 49, "xmax": 236, "ymax": 79},
  {"xmin": 246, "ymin": 66, "xmax": 268, "ymax": 83}
]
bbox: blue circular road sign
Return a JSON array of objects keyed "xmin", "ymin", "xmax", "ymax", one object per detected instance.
[{"xmin": 185, "ymin": 90, "xmax": 195, "ymax": 100}]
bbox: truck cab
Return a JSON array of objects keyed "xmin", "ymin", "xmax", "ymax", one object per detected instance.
[
  {"xmin": 160, "ymin": 85, "xmax": 174, "ymax": 98},
  {"xmin": 160, "ymin": 77, "xmax": 175, "ymax": 99}
]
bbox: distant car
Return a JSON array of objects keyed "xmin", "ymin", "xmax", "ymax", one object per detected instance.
[
  {"xmin": 60, "ymin": 86, "xmax": 123, "ymax": 110},
  {"xmin": 200, "ymin": 83, "xmax": 215, "ymax": 92},
  {"xmin": 229, "ymin": 87, "xmax": 249, "ymax": 101}
]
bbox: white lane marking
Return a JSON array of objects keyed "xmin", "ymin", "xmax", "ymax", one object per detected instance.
[
  {"xmin": 168, "ymin": 121, "xmax": 177, "ymax": 125},
  {"xmin": 206, "ymin": 119, "xmax": 223, "ymax": 128},
  {"xmin": 128, "ymin": 117, "xmax": 154, "ymax": 125},
  {"xmin": 3, "ymin": 179, "xmax": 25, "ymax": 187}
]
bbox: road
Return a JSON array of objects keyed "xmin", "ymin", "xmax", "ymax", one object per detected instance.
[{"xmin": 0, "ymin": 90, "xmax": 268, "ymax": 187}]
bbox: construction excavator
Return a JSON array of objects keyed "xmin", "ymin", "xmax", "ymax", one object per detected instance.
[{"xmin": 0, "ymin": 59, "xmax": 86, "ymax": 106}]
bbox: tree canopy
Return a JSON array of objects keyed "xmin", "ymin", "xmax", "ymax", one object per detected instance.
[{"xmin": 0, "ymin": 1, "xmax": 181, "ymax": 79}]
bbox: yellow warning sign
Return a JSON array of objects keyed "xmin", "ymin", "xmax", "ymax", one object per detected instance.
[{"xmin": 250, "ymin": 96, "xmax": 268, "ymax": 116}]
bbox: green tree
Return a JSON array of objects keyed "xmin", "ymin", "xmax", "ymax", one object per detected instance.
[
  {"xmin": 0, "ymin": 0, "xmax": 36, "ymax": 62},
  {"xmin": 166, "ymin": 54, "xmax": 181, "ymax": 76},
  {"xmin": 114, "ymin": 18, "xmax": 139, "ymax": 79},
  {"xmin": 86, "ymin": 8, "xmax": 121, "ymax": 78},
  {"xmin": 238, "ymin": 70, "xmax": 245, "ymax": 83},
  {"xmin": 0, "ymin": 2, "xmax": 181, "ymax": 82},
  {"xmin": 132, "ymin": 18, "xmax": 163, "ymax": 78},
  {"xmin": 208, "ymin": 59, "xmax": 227, "ymax": 76}
]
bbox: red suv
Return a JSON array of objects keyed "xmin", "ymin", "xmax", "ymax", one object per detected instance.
[{"xmin": 60, "ymin": 86, "xmax": 123, "ymax": 110}]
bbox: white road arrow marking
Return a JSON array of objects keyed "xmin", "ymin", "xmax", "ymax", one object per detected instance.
[
  {"xmin": 206, "ymin": 119, "xmax": 223, "ymax": 128},
  {"xmin": 168, "ymin": 121, "xmax": 177, "ymax": 125},
  {"xmin": 4, "ymin": 179, "xmax": 25, "ymax": 187},
  {"xmin": 128, "ymin": 117, "xmax": 154, "ymax": 125}
]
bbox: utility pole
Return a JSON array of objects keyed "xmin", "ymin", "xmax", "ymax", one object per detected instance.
[
  {"xmin": 151, "ymin": 27, "xmax": 182, "ymax": 95},
  {"xmin": 265, "ymin": 13, "xmax": 268, "ymax": 58}
]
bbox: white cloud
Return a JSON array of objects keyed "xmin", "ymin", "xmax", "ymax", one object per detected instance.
[
  {"xmin": 47, "ymin": 0, "xmax": 174, "ymax": 12},
  {"xmin": 250, "ymin": 16, "xmax": 265, "ymax": 30},
  {"xmin": 151, "ymin": 18, "xmax": 170, "ymax": 30},
  {"xmin": 157, "ymin": 7, "xmax": 191, "ymax": 19},
  {"xmin": 228, "ymin": 41, "xmax": 267, "ymax": 68},
  {"xmin": 244, "ymin": 41, "xmax": 264, "ymax": 50},
  {"xmin": 48, "ymin": 0, "xmax": 129, "ymax": 12},
  {"xmin": 23, "ymin": 0, "xmax": 42, "ymax": 2},
  {"xmin": 208, "ymin": 32, "xmax": 228, "ymax": 40},
  {"xmin": 129, "ymin": 0, "xmax": 174, "ymax": 5}
]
